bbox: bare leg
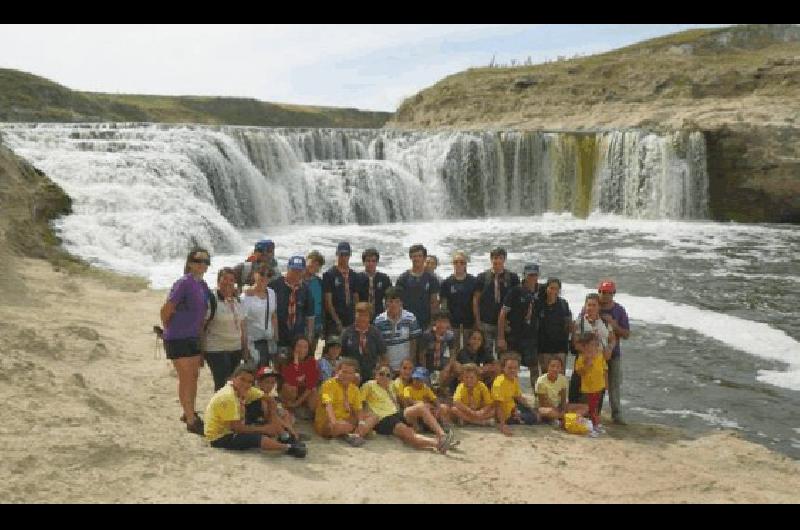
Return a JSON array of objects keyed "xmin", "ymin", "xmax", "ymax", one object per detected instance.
[
  {"xmin": 394, "ymin": 422, "xmax": 440, "ymax": 451},
  {"xmin": 173, "ymin": 356, "xmax": 201, "ymax": 425},
  {"xmin": 404, "ymin": 402, "xmax": 445, "ymax": 438}
]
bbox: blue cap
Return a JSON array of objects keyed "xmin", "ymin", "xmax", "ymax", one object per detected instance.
[
  {"xmin": 336, "ymin": 241, "xmax": 352, "ymax": 256},
  {"xmin": 524, "ymin": 263, "xmax": 540, "ymax": 276},
  {"xmin": 255, "ymin": 239, "xmax": 274, "ymax": 252},
  {"xmin": 411, "ymin": 366, "xmax": 430, "ymax": 381},
  {"xmin": 287, "ymin": 255, "xmax": 306, "ymax": 270}
]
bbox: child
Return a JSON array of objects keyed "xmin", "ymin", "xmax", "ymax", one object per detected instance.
[
  {"xmin": 318, "ymin": 335, "xmax": 342, "ymax": 382},
  {"xmin": 392, "ymin": 358, "xmax": 414, "ymax": 405},
  {"xmin": 402, "ymin": 366, "xmax": 452, "ymax": 429},
  {"xmin": 573, "ymin": 332, "xmax": 608, "ymax": 434},
  {"xmin": 314, "ymin": 357, "xmax": 372, "ymax": 446},
  {"xmin": 492, "ymin": 353, "xmax": 538, "ymax": 436},
  {"xmin": 245, "ymin": 366, "xmax": 308, "ymax": 444},
  {"xmin": 449, "ymin": 363, "xmax": 495, "ymax": 426},
  {"xmin": 279, "ymin": 336, "xmax": 320, "ymax": 420},
  {"xmin": 454, "ymin": 329, "xmax": 499, "ymax": 392},
  {"xmin": 535, "ymin": 357, "xmax": 588, "ymax": 426}
]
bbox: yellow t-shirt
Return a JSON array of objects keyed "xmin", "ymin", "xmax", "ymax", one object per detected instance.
[
  {"xmin": 491, "ymin": 374, "xmax": 521, "ymax": 421},
  {"xmin": 574, "ymin": 354, "xmax": 607, "ymax": 394},
  {"xmin": 453, "ymin": 381, "xmax": 492, "ymax": 410},
  {"xmin": 392, "ymin": 378, "xmax": 409, "ymax": 401},
  {"xmin": 204, "ymin": 384, "xmax": 264, "ymax": 442},
  {"xmin": 403, "ymin": 383, "xmax": 437, "ymax": 403},
  {"xmin": 360, "ymin": 380, "xmax": 399, "ymax": 420},
  {"xmin": 314, "ymin": 377, "xmax": 363, "ymax": 433},
  {"xmin": 534, "ymin": 374, "xmax": 568, "ymax": 407}
]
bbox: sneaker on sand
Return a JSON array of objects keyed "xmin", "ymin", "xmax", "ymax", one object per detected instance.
[
  {"xmin": 344, "ymin": 434, "xmax": 366, "ymax": 447},
  {"xmin": 286, "ymin": 443, "xmax": 307, "ymax": 458},
  {"xmin": 595, "ymin": 425, "xmax": 606, "ymax": 434}
]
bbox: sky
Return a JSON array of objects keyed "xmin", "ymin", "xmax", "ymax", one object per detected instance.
[{"xmin": 0, "ymin": 24, "xmax": 728, "ymax": 112}]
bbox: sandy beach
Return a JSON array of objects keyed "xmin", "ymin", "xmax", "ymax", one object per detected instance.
[{"xmin": 1, "ymin": 257, "xmax": 798, "ymax": 504}]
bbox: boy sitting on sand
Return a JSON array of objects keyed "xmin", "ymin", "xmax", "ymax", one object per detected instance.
[
  {"xmin": 535, "ymin": 357, "xmax": 588, "ymax": 426},
  {"xmin": 449, "ymin": 363, "xmax": 495, "ymax": 426},
  {"xmin": 204, "ymin": 365, "xmax": 307, "ymax": 457},
  {"xmin": 402, "ymin": 366, "xmax": 452, "ymax": 427},
  {"xmin": 492, "ymin": 353, "xmax": 538, "ymax": 436},
  {"xmin": 314, "ymin": 357, "xmax": 372, "ymax": 447},
  {"xmin": 573, "ymin": 332, "xmax": 608, "ymax": 434},
  {"xmin": 245, "ymin": 366, "xmax": 308, "ymax": 444}
]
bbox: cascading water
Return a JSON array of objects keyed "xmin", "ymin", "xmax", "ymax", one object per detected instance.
[{"xmin": 0, "ymin": 123, "xmax": 708, "ymax": 265}]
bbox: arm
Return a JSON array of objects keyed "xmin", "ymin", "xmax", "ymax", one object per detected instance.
[
  {"xmin": 160, "ymin": 301, "xmax": 176, "ymax": 328},
  {"xmin": 324, "ymin": 293, "xmax": 341, "ymax": 330},
  {"xmin": 472, "ymin": 291, "xmax": 481, "ymax": 330},
  {"xmin": 497, "ymin": 307, "xmax": 509, "ymax": 351},
  {"xmin": 272, "ymin": 312, "xmax": 279, "ymax": 343}
]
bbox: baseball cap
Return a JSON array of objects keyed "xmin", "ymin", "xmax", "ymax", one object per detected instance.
[
  {"xmin": 598, "ymin": 280, "xmax": 617, "ymax": 293},
  {"xmin": 287, "ymin": 255, "xmax": 306, "ymax": 270},
  {"xmin": 411, "ymin": 366, "xmax": 430, "ymax": 381},
  {"xmin": 523, "ymin": 263, "xmax": 540, "ymax": 276},
  {"xmin": 336, "ymin": 242, "xmax": 352, "ymax": 256},
  {"xmin": 255, "ymin": 239, "xmax": 274, "ymax": 252},
  {"xmin": 256, "ymin": 366, "xmax": 282, "ymax": 380}
]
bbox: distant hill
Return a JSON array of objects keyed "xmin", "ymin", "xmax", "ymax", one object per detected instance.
[{"xmin": 0, "ymin": 69, "xmax": 391, "ymax": 128}]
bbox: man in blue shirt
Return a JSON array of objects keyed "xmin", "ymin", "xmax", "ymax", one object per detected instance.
[
  {"xmin": 396, "ymin": 244, "xmax": 440, "ymax": 332},
  {"xmin": 355, "ymin": 247, "xmax": 392, "ymax": 321},
  {"xmin": 323, "ymin": 242, "xmax": 358, "ymax": 337},
  {"xmin": 473, "ymin": 247, "xmax": 520, "ymax": 358},
  {"xmin": 374, "ymin": 287, "xmax": 422, "ymax": 373},
  {"xmin": 269, "ymin": 256, "xmax": 315, "ymax": 363}
]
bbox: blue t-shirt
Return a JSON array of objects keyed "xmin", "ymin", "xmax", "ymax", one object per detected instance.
[
  {"xmin": 395, "ymin": 270, "xmax": 440, "ymax": 331},
  {"xmin": 474, "ymin": 270, "xmax": 520, "ymax": 326},
  {"xmin": 269, "ymin": 276, "xmax": 315, "ymax": 347},
  {"xmin": 502, "ymin": 285, "xmax": 540, "ymax": 340},
  {"xmin": 322, "ymin": 266, "xmax": 358, "ymax": 328},
  {"xmin": 440, "ymin": 274, "xmax": 477, "ymax": 327},
  {"xmin": 305, "ymin": 275, "xmax": 324, "ymax": 333}
]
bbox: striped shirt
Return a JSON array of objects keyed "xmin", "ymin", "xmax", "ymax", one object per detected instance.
[{"xmin": 374, "ymin": 309, "xmax": 422, "ymax": 371}]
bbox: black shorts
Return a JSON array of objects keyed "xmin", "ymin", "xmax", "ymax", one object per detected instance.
[
  {"xmin": 210, "ymin": 433, "xmax": 263, "ymax": 450},
  {"xmin": 165, "ymin": 337, "xmax": 202, "ymax": 360},
  {"xmin": 375, "ymin": 412, "xmax": 407, "ymax": 436}
]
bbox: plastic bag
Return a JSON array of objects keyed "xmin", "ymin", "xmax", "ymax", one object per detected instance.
[{"xmin": 564, "ymin": 412, "xmax": 592, "ymax": 435}]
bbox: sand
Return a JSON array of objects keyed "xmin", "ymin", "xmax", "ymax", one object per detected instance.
[{"xmin": 1, "ymin": 257, "xmax": 798, "ymax": 504}]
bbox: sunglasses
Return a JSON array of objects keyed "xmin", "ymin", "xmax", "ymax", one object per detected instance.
[
  {"xmin": 191, "ymin": 258, "xmax": 211, "ymax": 265},
  {"xmin": 377, "ymin": 371, "xmax": 392, "ymax": 377}
]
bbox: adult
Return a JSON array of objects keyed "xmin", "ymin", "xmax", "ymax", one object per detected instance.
[
  {"xmin": 203, "ymin": 267, "xmax": 247, "ymax": 391},
  {"xmin": 473, "ymin": 247, "xmax": 520, "ymax": 358},
  {"xmin": 160, "ymin": 247, "xmax": 211, "ymax": 435},
  {"xmin": 270, "ymin": 255, "xmax": 315, "ymax": 364},
  {"xmin": 597, "ymin": 280, "xmax": 631, "ymax": 425},
  {"xmin": 355, "ymin": 247, "xmax": 392, "ymax": 320},
  {"xmin": 373, "ymin": 286, "xmax": 422, "ymax": 373},
  {"xmin": 234, "ymin": 239, "xmax": 277, "ymax": 292},
  {"xmin": 279, "ymin": 336, "xmax": 320, "ymax": 419},
  {"xmin": 360, "ymin": 366, "xmax": 453, "ymax": 454},
  {"xmin": 425, "ymin": 254, "xmax": 443, "ymax": 284},
  {"xmin": 241, "ymin": 265, "xmax": 278, "ymax": 368},
  {"xmin": 440, "ymin": 250, "xmax": 477, "ymax": 350},
  {"xmin": 203, "ymin": 366, "xmax": 306, "ymax": 457},
  {"xmin": 323, "ymin": 242, "xmax": 358, "ymax": 337},
  {"xmin": 568, "ymin": 293, "xmax": 616, "ymax": 406},
  {"xmin": 497, "ymin": 263, "xmax": 542, "ymax": 386},
  {"xmin": 304, "ymin": 250, "xmax": 325, "ymax": 356},
  {"xmin": 341, "ymin": 302, "xmax": 387, "ymax": 382},
  {"xmin": 537, "ymin": 278, "xmax": 573, "ymax": 376},
  {"xmin": 395, "ymin": 244, "xmax": 440, "ymax": 332}
]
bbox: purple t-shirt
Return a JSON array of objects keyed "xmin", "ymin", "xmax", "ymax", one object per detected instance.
[{"xmin": 163, "ymin": 274, "xmax": 209, "ymax": 341}]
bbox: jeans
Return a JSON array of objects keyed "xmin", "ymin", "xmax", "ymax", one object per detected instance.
[{"xmin": 205, "ymin": 350, "xmax": 243, "ymax": 391}]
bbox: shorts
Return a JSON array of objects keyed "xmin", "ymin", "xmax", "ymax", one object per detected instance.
[
  {"xmin": 375, "ymin": 412, "xmax": 408, "ymax": 435},
  {"xmin": 209, "ymin": 433, "xmax": 263, "ymax": 450},
  {"xmin": 165, "ymin": 337, "xmax": 202, "ymax": 360}
]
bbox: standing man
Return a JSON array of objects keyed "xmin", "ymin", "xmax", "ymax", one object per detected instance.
[
  {"xmin": 323, "ymin": 242, "xmax": 358, "ymax": 337},
  {"xmin": 304, "ymin": 250, "xmax": 325, "ymax": 355},
  {"xmin": 355, "ymin": 247, "xmax": 392, "ymax": 321},
  {"xmin": 497, "ymin": 263, "xmax": 542, "ymax": 387},
  {"xmin": 374, "ymin": 287, "xmax": 422, "ymax": 374},
  {"xmin": 269, "ymin": 256, "xmax": 315, "ymax": 365},
  {"xmin": 473, "ymin": 248, "xmax": 520, "ymax": 358},
  {"xmin": 396, "ymin": 244, "xmax": 440, "ymax": 332},
  {"xmin": 440, "ymin": 250, "xmax": 477, "ymax": 350},
  {"xmin": 597, "ymin": 280, "xmax": 631, "ymax": 425},
  {"xmin": 234, "ymin": 239, "xmax": 278, "ymax": 291}
]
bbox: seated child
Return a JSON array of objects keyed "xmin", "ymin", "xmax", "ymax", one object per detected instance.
[
  {"xmin": 402, "ymin": 366, "xmax": 451, "ymax": 429},
  {"xmin": 449, "ymin": 363, "xmax": 495, "ymax": 426},
  {"xmin": 391, "ymin": 358, "xmax": 415, "ymax": 407},
  {"xmin": 573, "ymin": 332, "xmax": 608, "ymax": 434},
  {"xmin": 492, "ymin": 353, "xmax": 538, "ymax": 436},
  {"xmin": 279, "ymin": 336, "xmax": 320, "ymax": 420},
  {"xmin": 453, "ymin": 329, "xmax": 499, "ymax": 392},
  {"xmin": 245, "ymin": 366, "xmax": 308, "ymax": 444},
  {"xmin": 313, "ymin": 357, "xmax": 372, "ymax": 446},
  {"xmin": 535, "ymin": 357, "xmax": 588, "ymax": 425},
  {"xmin": 318, "ymin": 335, "xmax": 342, "ymax": 382}
]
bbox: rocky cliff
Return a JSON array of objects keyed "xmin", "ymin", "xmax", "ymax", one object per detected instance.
[{"xmin": 389, "ymin": 24, "xmax": 800, "ymax": 223}]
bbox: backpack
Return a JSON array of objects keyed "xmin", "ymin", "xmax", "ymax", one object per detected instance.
[{"xmin": 204, "ymin": 286, "xmax": 218, "ymax": 332}]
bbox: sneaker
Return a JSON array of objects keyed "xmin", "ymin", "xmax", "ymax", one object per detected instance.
[
  {"xmin": 345, "ymin": 434, "xmax": 366, "ymax": 447},
  {"xmin": 278, "ymin": 432, "xmax": 293, "ymax": 444},
  {"xmin": 286, "ymin": 443, "xmax": 307, "ymax": 458},
  {"xmin": 595, "ymin": 425, "xmax": 606, "ymax": 435}
]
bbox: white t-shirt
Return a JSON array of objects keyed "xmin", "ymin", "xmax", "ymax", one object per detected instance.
[
  {"xmin": 577, "ymin": 315, "xmax": 611, "ymax": 353},
  {"xmin": 205, "ymin": 295, "xmax": 243, "ymax": 352},
  {"xmin": 242, "ymin": 289, "xmax": 277, "ymax": 342}
]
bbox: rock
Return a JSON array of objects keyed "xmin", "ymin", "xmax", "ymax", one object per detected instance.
[{"xmin": 513, "ymin": 76, "xmax": 538, "ymax": 89}]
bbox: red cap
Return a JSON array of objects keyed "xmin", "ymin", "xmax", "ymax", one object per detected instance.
[
  {"xmin": 256, "ymin": 366, "xmax": 281, "ymax": 380},
  {"xmin": 598, "ymin": 281, "xmax": 616, "ymax": 293}
]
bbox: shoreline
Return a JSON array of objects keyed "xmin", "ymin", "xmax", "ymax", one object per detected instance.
[{"xmin": 1, "ymin": 257, "xmax": 798, "ymax": 503}]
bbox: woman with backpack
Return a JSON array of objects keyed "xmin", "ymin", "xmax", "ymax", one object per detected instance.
[
  {"xmin": 203, "ymin": 267, "xmax": 247, "ymax": 391},
  {"xmin": 241, "ymin": 264, "xmax": 279, "ymax": 368},
  {"xmin": 537, "ymin": 278, "xmax": 573, "ymax": 376},
  {"xmin": 159, "ymin": 247, "xmax": 212, "ymax": 435}
]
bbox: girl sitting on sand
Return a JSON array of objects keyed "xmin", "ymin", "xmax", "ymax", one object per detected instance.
[{"xmin": 279, "ymin": 336, "xmax": 320, "ymax": 420}]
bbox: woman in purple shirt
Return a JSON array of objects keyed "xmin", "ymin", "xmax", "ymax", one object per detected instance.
[{"xmin": 160, "ymin": 248, "xmax": 211, "ymax": 435}]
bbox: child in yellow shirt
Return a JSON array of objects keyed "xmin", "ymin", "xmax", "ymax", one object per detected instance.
[
  {"xmin": 314, "ymin": 357, "xmax": 372, "ymax": 446},
  {"xmin": 573, "ymin": 332, "xmax": 608, "ymax": 434},
  {"xmin": 492, "ymin": 353, "xmax": 538, "ymax": 436},
  {"xmin": 449, "ymin": 363, "xmax": 495, "ymax": 426},
  {"xmin": 402, "ymin": 366, "xmax": 453, "ymax": 431},
  {"xmin": 392, "ymin": 358, "xmax": 414, "ymax": 406}
]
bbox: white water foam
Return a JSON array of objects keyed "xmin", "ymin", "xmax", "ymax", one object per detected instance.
[{"xmin": 629, "ymin": 407, "xmax": 741, "ymax": 429}]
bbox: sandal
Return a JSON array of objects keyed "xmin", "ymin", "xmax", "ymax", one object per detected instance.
[{"xmin": 186, "ymin": 416, "xmax": 204, "ymax": 435}]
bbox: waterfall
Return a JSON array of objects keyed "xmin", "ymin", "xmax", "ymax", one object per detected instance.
[{"xmin": 0, "ymin": 123, "xmax": 709, "ymax": 264}]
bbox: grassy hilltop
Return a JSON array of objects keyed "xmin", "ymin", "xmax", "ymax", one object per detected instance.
[{"xmin": 0, "ymin": 69, "xmax": 391, "ymax": 128}]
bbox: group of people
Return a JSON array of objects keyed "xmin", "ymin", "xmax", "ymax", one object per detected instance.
[{"xmin": 158, "ymin": 239, "xmax": 630, "ymax": 458}]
